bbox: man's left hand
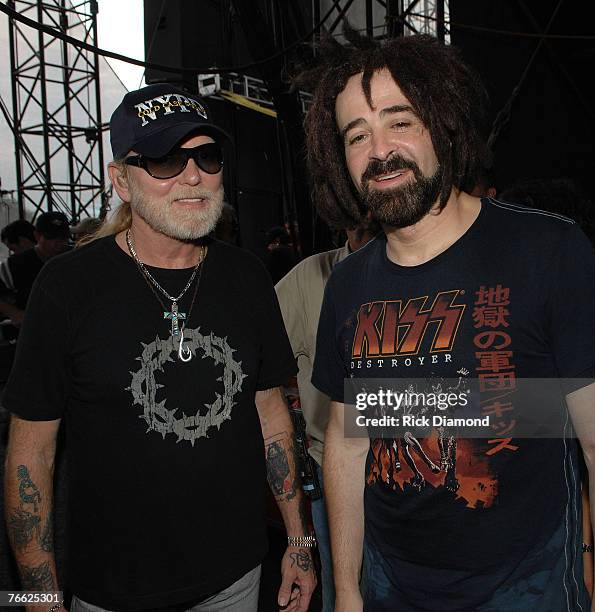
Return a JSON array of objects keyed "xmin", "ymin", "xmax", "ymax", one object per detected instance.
[{"xmin": 277, "ymin": 546, "xmax": 317, "ymax": 611}]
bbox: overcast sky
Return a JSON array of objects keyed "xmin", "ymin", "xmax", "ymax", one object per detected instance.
[{"xmin": 96, "ymin": 0, "xmax": 145, "ymax": 92}]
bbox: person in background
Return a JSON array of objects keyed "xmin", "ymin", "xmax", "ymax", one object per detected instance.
[
  {"xmin": 1, "ymin": 220, "xmax": 36, "ymax": 255},
  {"xmin": 214, "ymin": 202, "xmax": 240, "ymax": 244},
  {"xmin": 275, "ymin": 215, "xmax": 379, "ymax": 611},
  {"xmin": 0, "ymin": 211, "xmax": 70, "ymax": 328},
  {"xmin": 470, "ymin": 165, "xmax": 497, "ymax": 198},
  {"xmin": 71, "ymin": 217, "xmax": 103, "ymax": 244},
  {"xmin": 265, "ymin": 225, "xmax": 298, "ymax": 284}
]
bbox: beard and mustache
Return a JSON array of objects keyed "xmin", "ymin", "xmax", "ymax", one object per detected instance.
[
  {"xmin": 360, "ymin": 154, "xmax": 443, "ymax": 229},
  {"xmin": 128, "ymin": 180, "xmax": 225, "ymax": 241}
]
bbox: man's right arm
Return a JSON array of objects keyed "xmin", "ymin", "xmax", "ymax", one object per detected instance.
[
  {"xmin": 323, "ymin": 400, "xmax": 368, "ymax": 612},
  {"xmin": 4, "ymin": 415, "xmax": 63, "ymax": 606}
]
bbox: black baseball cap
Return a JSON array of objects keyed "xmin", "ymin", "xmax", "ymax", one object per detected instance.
[
  {"xmin": 35, "ymin": 211, "xmax": 70, "ymax": 240},
  {"xmin": 109, "ymin": 84, "xmax": 231, "ymax": 159}
]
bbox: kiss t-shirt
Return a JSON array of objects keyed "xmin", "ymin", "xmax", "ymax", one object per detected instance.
[{"xmin": 313, "ymin": 198, "xmax": 595, "ymax": 610}]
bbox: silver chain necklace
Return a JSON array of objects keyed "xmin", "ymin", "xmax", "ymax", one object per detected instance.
[{"xmin": 126, "ymin": 229, "xmax": 205, "ymax": 361}]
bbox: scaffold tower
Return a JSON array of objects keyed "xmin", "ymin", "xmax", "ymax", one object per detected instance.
[{"xmin": 6, "ymin": 0, "xmax": 106, "ymax": 222}]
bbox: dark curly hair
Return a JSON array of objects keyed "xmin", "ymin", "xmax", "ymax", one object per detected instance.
[{"xmin": 294, "ymin": 27, "xmax": 492, "ymax": 229}]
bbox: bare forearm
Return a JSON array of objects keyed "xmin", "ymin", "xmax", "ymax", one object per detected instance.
[
  {"xmin": 323, "ymin": 419, "xmax": 367, "ymax": 595},
  {"xmin": 4, "ymin": 441, "xmax": 59, "ymax": 591},
  {"xmin": 263, "ymin": 423, "xmax": 309, "ymax": 536},
  {"xmin": 257, "ymin": 387, "xmax": 317, "ymax": 606},
  {"xmin": 257, "ymin": 387, "xmax": 309, "ymax": 536}
]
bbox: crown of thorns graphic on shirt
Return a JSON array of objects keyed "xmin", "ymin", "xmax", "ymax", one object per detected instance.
[{"xmin": 127, "ymin": 327, "xmax": 246, "ymax": 446}]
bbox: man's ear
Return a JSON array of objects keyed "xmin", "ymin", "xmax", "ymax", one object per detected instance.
[{"xmin": 108, "ymin": 162, "xmax": 132, "ymax": 203}]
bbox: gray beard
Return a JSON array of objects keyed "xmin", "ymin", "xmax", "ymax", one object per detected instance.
[{"xmin": 131, "ymin": 186, "xmax": 225, "ymax": 240}]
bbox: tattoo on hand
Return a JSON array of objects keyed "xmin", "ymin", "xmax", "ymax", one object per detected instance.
[
  {"xmin": 7, "ymin": 508, "xmax": 40, "ymax": 551},
  {"xmin": 289, "ymin": 550, "xmax": 313, "ymax": 572},
  {"xmin": 19, "ymin": 561, "xmax": 55, "ymax": 590}
]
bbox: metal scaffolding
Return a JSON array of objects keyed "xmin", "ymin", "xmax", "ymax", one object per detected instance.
[
  {"xmin": 313, "ymin": 0, "xmax": 449, "ymax": 43},
  {"xmin": 196, "ymin": 1, "xmax": 448, "ymax": 118},
  {"xmin": 197, "ymin": 72, "xmax": 313, "ymax": 114},
  {"xmin": 197, "ymin": 0, "xmax": 450, "ymax": 255},
  {"xmin": 7, "ymin": 0, "xmax": 106, "ymax": 222}
]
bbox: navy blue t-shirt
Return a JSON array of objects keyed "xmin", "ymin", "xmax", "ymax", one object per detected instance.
[{"xmin": 312, "ymin": 198, "xmax": 595, "ymax": 610}]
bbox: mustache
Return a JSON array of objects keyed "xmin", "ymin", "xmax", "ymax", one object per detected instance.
[
  {"xmin": 361, "ymin": 154, "xmax": 421, "ymax": 186},
  {"xmin": 169, "ymin": 187, "xmax": 221, "ymax": 201}
]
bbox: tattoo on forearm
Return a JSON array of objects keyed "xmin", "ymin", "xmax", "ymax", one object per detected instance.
[
  {"xmin": 265, "ymin": 434, "xmax": 293, "ymax": 497},
  {"xmin": 19, "ymin": 561, "xmax": 55, "ymax": 590},
  {"xmin": 17, "ymin": 465, "xmax": 41, "ymax": 511},
  {"xmin": 8, "ymin": 464, "xmax": 53, "ymax": 555},
  {"xmin": 40, "ymin": 509, "xmax": 54, "ymax": 553},
  {"xmin": 7, "ymin": 508, "xmax": 40, "ymax": 551},
  {"xmin": 264, "ymin": 431, "xmax": 305, "ymax": 503},
  {"xmin": 289, "ymin": 550, "xmax": 313, "ymax": 572}
]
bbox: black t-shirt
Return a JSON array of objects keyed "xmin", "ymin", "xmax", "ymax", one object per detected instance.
[
  {"xmin": 4, "ymin": 247, "xmax": 44, "ymax": 309},
  {"xmin": 266, "ymin": 246, "xmax": 298, "ymax": 284},
  {"xmin": 3, "ymin": 236, "xmax": 297, "ymax": 611},
  {"xmin": 312, "ymin": 198, "xmax": 595, "ymax": 609}
]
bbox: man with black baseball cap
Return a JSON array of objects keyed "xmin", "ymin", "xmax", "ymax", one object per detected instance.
[
  {"xmin": 110, "ymin": 83, "xmax": 232, "ymax": 159},
  {"xmin": 4, "ymin": 84, "xmax": 316, "ymax": 612},
  {"xmin": 0, "ymin": 211, "xmax": 71, "ymax": 327}
]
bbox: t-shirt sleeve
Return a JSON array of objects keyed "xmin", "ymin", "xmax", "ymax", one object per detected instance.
[
  {"xmin": 546, "ymin": 223, "xmax": 595, "ymax": 383},
  {"xmin": 275, "ymin": 266, "xmax": 306, "ymax": 359},
  {"xmin": 2, "ymin": 270, "xmax": 71, "ymax": 420},
  {"xmin": 254, "ymin": 264, "xmax": 297, "ymax": 391},
  {"xmin": 312, "ymin": 276, "xmax": 347, "ymax": 403}
]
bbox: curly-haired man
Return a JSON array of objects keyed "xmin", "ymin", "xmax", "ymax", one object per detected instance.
[{"xmin": 304, "ymin": 29, "xmax": 595, "ymax": 611}]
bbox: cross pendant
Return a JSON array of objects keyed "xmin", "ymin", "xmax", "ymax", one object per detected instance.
[{"xmin": 164, "ymin": 301, "xmax": 186, "ymax": 338}]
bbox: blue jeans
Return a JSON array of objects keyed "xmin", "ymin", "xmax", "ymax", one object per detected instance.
[
  {"xmin": 361, "ymin": 518, "xmax": 591, "ymax": 612},
  {"xmin": 311, "ymin": 462, "xmax": 335, "ymax": 611}
]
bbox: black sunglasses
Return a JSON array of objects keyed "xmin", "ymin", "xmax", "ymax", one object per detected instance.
[{"xmin": 124, "ymin": 142, "xmax": 224, "ymax": 179}]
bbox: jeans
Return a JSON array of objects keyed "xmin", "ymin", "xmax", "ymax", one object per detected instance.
[
  {"xmin": 311, "ymin": 462, "xmax": 335, "ymax": 612},
  {"xmin": 361, "ymin": 517, "xmax": 591, "ymax": 612}
]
